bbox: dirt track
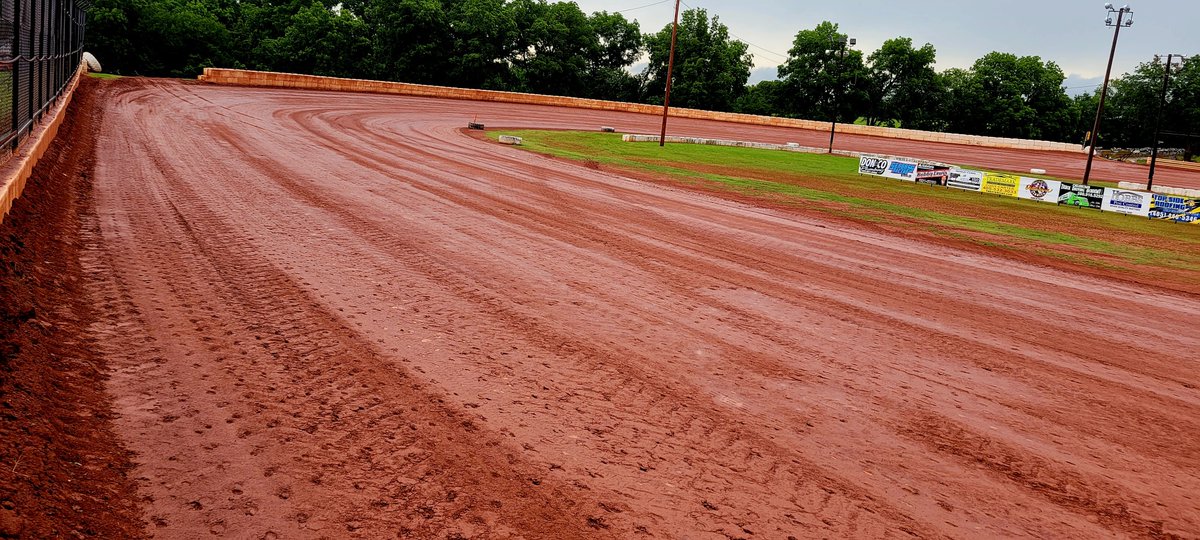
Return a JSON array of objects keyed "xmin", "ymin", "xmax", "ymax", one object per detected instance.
[{"xmin": 7, "ymin": 77, "xmax": 1200, "ymax": 538}]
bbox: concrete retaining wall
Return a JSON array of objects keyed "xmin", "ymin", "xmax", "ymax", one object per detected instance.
[
  {"xmin": 199, "ymin": 68, "xmax": 1086, "ymax": 155},
  {"xmin": 1157, "ymin": 159, "xmax": 1200, "ymax": 173},
  {"xmin": 1118, "ymin": 181, "xmax": 1200, "ymax": 198},
  {"xmin": 0, "ymin": 64, "xmax": 86, "ymax": 224}
]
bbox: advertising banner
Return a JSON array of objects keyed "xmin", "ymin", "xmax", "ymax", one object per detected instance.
[
  {"xmin": 858, "ymin": 156, "xmax": 888, "ymax": 176},
  {"xmin": 980, "ymin": 173, "xmax": 1021, "ymax": 197},
  {"xmin": 1149, "ymin": 194, "xmax": 1200, "ymax": 223},
  {"xmin": 883, "ymin": 160, "xmax": 918, "ymax": 181},
  {"xmin": 947, "ymin": 169, "xmax": 983, "ymax": 191},
  {"xmin": 1057, "ymin": 182, "xmax": 1105, "ymax": 209},
  {"xmin": 1101, "ymin": 188, "xmax": 1152, "ymax": 217},
  {"xmin": 915, "ymin": 165, "xmax": 950, "ymax": 186},
  {"xmin": 1017, "ymin": 177, "xmax": 1062, "ymax": 204}
]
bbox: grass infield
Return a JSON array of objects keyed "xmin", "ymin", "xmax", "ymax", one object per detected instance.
[{"xmin": 488, "ymin": 130, "xmax": 1200, "ymax": 290}]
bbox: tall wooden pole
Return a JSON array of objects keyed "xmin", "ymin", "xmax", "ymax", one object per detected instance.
[
  {"xmin": 659, "ymin": 0, "xmax": 681, "ymax": 147},
  {"xmin": 1148, "ymin": 54, "xmax": 1176, "ymax": 189},
  {"xmin": 1083, "ymin": 7, "xmax": 1127, "ymax": 186}
]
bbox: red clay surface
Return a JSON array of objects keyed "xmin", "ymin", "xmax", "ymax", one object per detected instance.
[{"xmin": 3, "ymin": 76, "xmax": 1200, "ymax": 538}]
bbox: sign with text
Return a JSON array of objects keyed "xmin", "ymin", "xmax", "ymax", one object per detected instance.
[
  {"xmin": 915, "ymin": 165, "xmax": 950, "ymax": 186},
  {"xmin": 858, "ymin": 156, "xmax": 888, "ymax": 176},
  {"xmin": 1100, "ymin": 189, "xmax": 1152, "ymax": 217},
  {"xmin": 947, "ymin": 169, "xmax": 983, "ymax": 191},
  {"xmin": 980, "ymin": 173, "xmax": 1021, "ymax": 197},
  {"xmin": 858, "ymin": 156, "xmax": 919, "ymax": 181},
  {"xmin": 1057, "ymin": 182, "xmax": 1104, "ymax": 209},
  {"xmin": 1017, "ymin": 177, "xmax": 1062, "ymax": 204},
  {"xmin": 884, "ymin": 160, "xmax": 918, "ymax": 181},
  {"xmin": 1149, "ymin": 194, "xmax": 1200, "ymax": 223}
]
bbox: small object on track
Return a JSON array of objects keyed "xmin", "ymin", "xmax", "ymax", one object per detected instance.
[
  {"xmin": 498, "ymin": 135, "xmax": 523, "ymax": 145},
  {"xmin": 1030, "ymin": 168, "xmax": 1046, "ymax": 175},
  {"xmin": 601, "ymin": 126, "xmax": 616, "ymax": 133},
  {"xmin": 468, "ymin": 122, "xmax": 485, "ymax": 130}
]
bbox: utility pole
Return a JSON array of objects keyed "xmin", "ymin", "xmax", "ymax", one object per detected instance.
[
  {"xmin": 828, "ymin": 36, "xmax": 855, "ymax": 154},
  {"xmin": 659, "ymin": 0, "xmax": 681, "ymax": 147},
  {"xmin": 1148, "ymin": 54, "xmax": 1183, "ymax": 190},
  {"xmin": 1083, "ymin": 3, "xmax": 1133, "ymax": 186}
]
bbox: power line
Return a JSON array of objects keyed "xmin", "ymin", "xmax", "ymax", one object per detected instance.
[
  {"xmin": 615, "ymin": 0, "xmax": 673, "ymax": 14},
  {"xmin": 678, "ymin": 0, "xmax": 790, "ymax": 62}
]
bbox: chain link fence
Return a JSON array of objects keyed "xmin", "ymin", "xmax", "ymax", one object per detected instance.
[{"xmin": 0, "ymin": 0, "xmax": 86, "ymax": 152}]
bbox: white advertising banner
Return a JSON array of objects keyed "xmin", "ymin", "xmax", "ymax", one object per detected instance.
[
  {"xmin": 1101, "ymin": 188, "xmax": 1152, "ymax": 217},
  {"xmin": 882, "ymin": 160, "xmax": 919, "ymax": 181},
  {"xmin": 947, "ymin": 169, "xmax": 983, "ymax": 191},
  {"xmin": 858, "ymin": 155, "xmax": 888, "ymax": 176},
  {"xmin": 1017, "ymin": 177, "xmax": 1062, "ymax": 204},
  {"xmin": 858, "ymin": 156, "xmax": 918, "ymax": 181}
]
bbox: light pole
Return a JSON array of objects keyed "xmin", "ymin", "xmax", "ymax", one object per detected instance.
[
  {"xmin": 659, "ymin": 0, "xmax": 682, "ymax": 147},
  {"xmin": 1082, "ymin": 3, "xmax": 1133, "ymax": 186},
  {"xmin": 828, "ymin": 36, "xmax": 856, "ymax": 154},
  {"xmin": 1148, "ymin": 54, "xmax": 1183, "ymax": 189}
]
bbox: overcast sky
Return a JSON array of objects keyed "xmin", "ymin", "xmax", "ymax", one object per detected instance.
[{"xmin": 574, "ymin": 0, "xmax": 1200, "ymax": 93}]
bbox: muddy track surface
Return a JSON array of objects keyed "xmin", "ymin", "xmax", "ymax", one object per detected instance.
[{"xmin": 10, "ymin": 76, "xmax": 1200, "ymax": 538}]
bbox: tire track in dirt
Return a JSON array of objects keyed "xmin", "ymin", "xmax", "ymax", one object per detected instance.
[
  {"xmin": 82, "ymin": 78, "xmax": 1200, "ymax": 538},
  {"xmin": 201, "ymin": 82, "xmax": 1195, "ymax": 532},
  {"xmin": 90, "ymin": 79, "xmax": 624, "ymax": 538}
]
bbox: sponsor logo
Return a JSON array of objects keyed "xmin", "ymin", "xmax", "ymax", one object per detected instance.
[
  {"xmin": 859, "ymin": 157, "xmax": 888, "ymax": 174},
  {"xmin": 1026, "ymin": 179, "xmax": 1050, "ymax": 199},
  {"xmin": 888, "ymin": 161, "xmax": 916, "ymax": 177},
  {"xmin": 1110, "ymin": 190, "xmax": 1144, "ymax": 209}
]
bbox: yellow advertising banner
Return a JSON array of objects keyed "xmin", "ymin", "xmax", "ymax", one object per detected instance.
[{"xmin": 980, "ymin": 173, "xmax": 1021, "ymax": 197}]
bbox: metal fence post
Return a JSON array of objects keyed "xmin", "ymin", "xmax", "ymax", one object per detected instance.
[
  {"xmin": 11, "ymin": 0, "xmax": 21, "ymax": 150},
  {"xmin": 0, "ymin": 0, "xmax": 84, "ymax": 151}
]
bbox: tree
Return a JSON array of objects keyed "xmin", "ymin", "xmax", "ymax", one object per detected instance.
[
  {"xmin": 87, "ymin": 0, "xmax": 143, "ymax": 73},
  {"xmin": 1169, "ymin": 56, "xmax": 1200, "ymax": 159},
  {"xmin": 583, "ymin": 11, "xmax": 643, "ymax": 101},
  {"xmin": 230, "ymin": 0, "xmax": 317, "ymax": 71},
  {"xmin": 960, "ymin": 52, "xmax": 1074, "ymax": 140},
  {"xmin": 776, "ymin": 21, "xmax": 868, "ymax": 122},
  {"xmin": 260, "ymin": 2, "xmax": 372, "ymax": 78},
  {"xmin": 938, "ymin": 67, "xmax": 983, "ymax": 134},
  {"xmin": 934, "ymin": 52, "xmax": 1075, "ymax": 141},
  {"xmin": 1069, "ymin": 91, "xmax": 1100, "ymax": 147},
  {"xmin": 642, "ymin": 8, "xmax": 753, "ymax": 112},
  {"xmin": 507, "ymin": 0, "xmax": 596, "ymax": 96},
  {"xmin": 1104, "ymin": 56, "xmax": 1200, "ymax": 151},
  {"xmin": 364, "ymin": 0, "xmax": 451, "ymax": 84},
  {"xmin": 443, "ymin": 0, "xmax": 518, "ymax": 89},
  {"xmin": 734, "ymin": 80, "xmax": 784, "ymax": 116},
  {"xmin": 88, "ymin": 0, "xmax": 235, "ymax": 76},
  {"xmin": 865, "ymin": 37, "xmax": 942, "ymax": 129}
]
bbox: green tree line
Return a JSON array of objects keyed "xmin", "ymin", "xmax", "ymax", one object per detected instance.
[{"xmin": 87, "ymin": 1, "xmax": 1198, "ymax": 148}]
